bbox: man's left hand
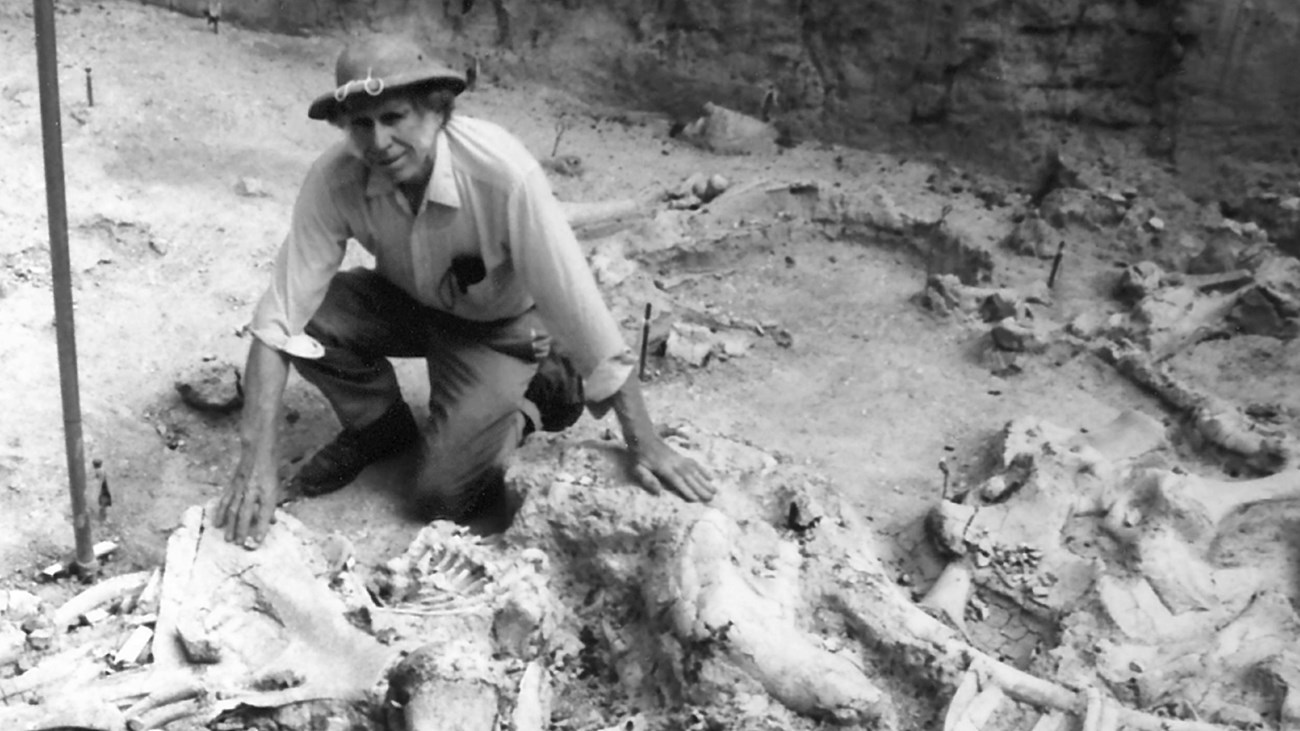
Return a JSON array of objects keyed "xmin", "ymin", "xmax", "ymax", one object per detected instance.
[
  {"xmin": 630, "ymin": 436, "xmax": 716, "ymax": 502},
  {"xmin": 607, "ymin": 371, "xmax": 715, "ymax": 502}
]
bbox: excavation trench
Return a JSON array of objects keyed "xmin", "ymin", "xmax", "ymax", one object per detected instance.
[{"xmin": 6, "ymin": 3, "xmax": 1300, "ymax": 725}]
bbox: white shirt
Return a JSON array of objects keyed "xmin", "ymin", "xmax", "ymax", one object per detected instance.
[{"xmin": 248, "ymin": 115, "xmax": 633, "ymax": 403}]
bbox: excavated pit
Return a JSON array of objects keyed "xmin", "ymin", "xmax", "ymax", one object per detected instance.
[{"xmin": 4, "ymin": 2, "xmax": 1300, "ymax": 729}]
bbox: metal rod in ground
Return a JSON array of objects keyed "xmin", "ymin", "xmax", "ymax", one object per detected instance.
[
  {"xmin": 923, "ymin": 204, "xmax": 952, "ymax": 297},
  {"xmin": 1047, "ymin": 240, "xmax": 1066, "ymax": 288},
  {"xmin": 34, "ymin": 0, "xmax": 97, "ymax": 576},
  {"xmin": 84, "ymin": 66, "xmax": 92, "ymax": 107},
  {"xmin": 638, "ymin": 303, "xmax": 652, "ymax": 381}
]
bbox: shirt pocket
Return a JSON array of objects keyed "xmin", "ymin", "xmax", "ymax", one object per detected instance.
[{"xmin": 448, "ymin": 262, "xmax": 522, "ymax": 319}]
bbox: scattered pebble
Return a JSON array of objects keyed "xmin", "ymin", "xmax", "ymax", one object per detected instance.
[
  {"xmin": 665, "ymin": 322, "xmax": 714, "ymax": 367},
  {"xmin": 234, "ymin": 177, "xmax": 269, "ymax": 197},
  {"xmin": 0, "ymin": 622, "xmax": 25, "ymax": 662},
  {"xmin": 0, "ymin": 589, "xmax": 42, "ymax": 621},
  {"xmin": 541, "ymin": 154, "xmax": 584, "ymax": 177},
  {"xmin": 706, "ymin": 174, "xmax": 730, "ymax": 199},
  {"xmin": 979, "ymin": 475, "xmax": 1010, "ymax": 502},
  {"xmin": 174, "ymin": 360, "xmax": 243, "ymax": 413}
]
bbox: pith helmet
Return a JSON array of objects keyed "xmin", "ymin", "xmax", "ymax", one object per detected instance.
[{"xmin": 307, "ymin": 35, "xmax": 467, "ymax": 121}]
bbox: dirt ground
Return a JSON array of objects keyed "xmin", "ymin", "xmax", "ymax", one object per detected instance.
[{"xmin": 1, "ymin": 0, "xmax": 1297, "ymax": 675}]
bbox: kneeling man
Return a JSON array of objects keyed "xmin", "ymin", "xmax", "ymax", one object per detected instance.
[{"xmin": 217, "ymin": 35, "xmax": 714, "ymax": 545}]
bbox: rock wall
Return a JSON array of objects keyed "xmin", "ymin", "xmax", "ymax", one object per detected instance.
[{"xmin": 149, "ymin": 0, "xmax": 1300, "ymax": 188}]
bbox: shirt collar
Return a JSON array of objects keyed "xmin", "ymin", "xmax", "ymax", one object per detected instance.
[
  {"xmin": 363, "ymin": 128, "xmax": 461, "ymax": 209},
  {"xmin": 426, "ymin": 129, "xmax": 460, "ymax": 209}
]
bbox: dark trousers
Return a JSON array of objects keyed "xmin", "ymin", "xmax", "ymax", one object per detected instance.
[{"xmin": 291, "ymin": 269, "xmax": 542, "ymax": 518}]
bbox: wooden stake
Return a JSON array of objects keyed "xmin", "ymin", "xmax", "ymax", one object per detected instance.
[
  {"xmin": 550, "ymin": 116, "xmax": 568, "ymax": 158},
  {"xmin": 466, "ymin": 55, "xmax": 479, "ymax": 90},
  {"xmin": 924, "ymin": 204, "xmax": 953, "ymax": 297},
  {"xmin": 1048, "ymin": 241, "xmax": 1065, "ymax": 289},
  {"xmin": 95, "ymin": 457, "xmax": 110, "ymax": 521},
  {"xmin": 638, "ymin": 303, "xmax": 652, "ymax": 381}
]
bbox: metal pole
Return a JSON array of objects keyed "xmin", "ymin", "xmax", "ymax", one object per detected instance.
[{"xmin": 34, "ymin": 0, "xmax": 97, "ymax": 577}]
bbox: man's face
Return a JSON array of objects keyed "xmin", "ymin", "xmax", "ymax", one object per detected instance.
[{"xmin": 341, "ymin": 96, "xmax": 439, "ymax": 185}]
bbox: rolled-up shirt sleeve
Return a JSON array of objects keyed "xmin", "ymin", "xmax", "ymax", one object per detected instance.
[
  {"xmin": 506, "ymin": 167, "xmax": 634, "ymax": 408},
  {"xmin": 247, "ymin": 159, "xmax": 349, "ymax": 359}
]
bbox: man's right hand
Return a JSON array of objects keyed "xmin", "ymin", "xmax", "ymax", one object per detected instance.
[
  {"xmin": 217, "ymin": 339, "xmax": 293, "ymax": 548},
  {"xmin": 214, "ymin": 452, "xmax": 279, "ymax": 547}
]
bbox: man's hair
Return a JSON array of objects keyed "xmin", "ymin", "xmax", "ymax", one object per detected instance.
[
  {"xmin": 329, "ymin": 83, "xmax": 457, "ymax": 128},
  {"xmin": 410, "ymin": 85, "xmax": 457, "ymax": 126}
]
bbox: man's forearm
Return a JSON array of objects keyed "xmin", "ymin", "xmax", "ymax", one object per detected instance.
[
  {"xmin": 607, "ymin": 374, "xmax": 658, "ymax": 454},
  {"xmin": 240, "ymin": 338, "xmax": 292, "ymax": 466}
]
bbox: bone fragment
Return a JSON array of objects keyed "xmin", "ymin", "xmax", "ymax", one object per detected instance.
[
  {"xmin": 1131, "ymin": 527, "xmax": 1217, "ymax": 613},
  {"xmin": 1105, "ymin": 467, "xmax": 1300, "ymax": 542},
  {"xmin": 668, "ymin": 509, "xmax": 895, "ymax": 727},
  {"xmin": 928, "ymin": 500, "xmax": 977, "ymax": 556},
  {"xmin": 52, "ymin": 570, "xmax": 150, "ymax": 630},
  {"xmin": 1030, "ymin": 710, "xmax": 1070, "ymax": 731},
  {"xmin": 121, "ymin": 567, "xmax": 162, "ymax": 615},
  {"xmin": 1098, "ymin": 693, "xmax": 1121, "ymax": 731},
  {"xmin": 1177, "ymin": 470, "xmax": 1300, "ymax": 525},
  {"xmin": 174, "ymin": 611, "xmax": 222, "ymax": 664},
  {"xmin": 560, "ymin": 193, "xmax": 659, "ymax": 238},
  {"xmin": 0, "ymin": 698, "xmax": 126, "ymax": 731},
  {"xmin": 944, "ymin": 668, "xmax": 1006, "ymax": 731},
  {"xmin": 1081, "ymin": 687, "xmax": 1123, "ymax": 731},
  {"xmin": 1263, "ymin": 651, "xmax": 1300, "ymax": 728},
  {"xmin": 1169, "ymin": 269, "xmax": 1254, "ymax": 291},
  {"xmin": 943, "ymin": 668, "xmax": 980, "ymax": 731},
  {"xmin": 1079, "ymin": 688, "xmax": 1101, "ymax": 731},
  {"xmin": 920, "ymin": 559, "xmax": 974, "ymax": 640},
  {"xmin": 930, "ymin": 274, "xmax": 1052, "ymax": 313},
  {"xmin": 1136, "ymin": 286, "xmax": 1245, "ymax": 359},
  {"xmin": 0, "ymin": 646, "xmax": 99, "ymax": 700},
  {"xmin": 123, "ymin": 677, "xmax": 206, "ymax": 721},
  {"xmin": 510, "ymin": 661, "xmax": 551, "ymax": 731},
  {"xmin": 39, "ymin": 540, "xmax": 118, "ymax": 581},
  {"xmin": 1099, "ymin": 342, "xmax": 1294, "ymax": 472},
  {"xmin": 386, "ymin": 645, "xmax": 500, "ymax": 731},
  {"xmin": 1095, "ymin": 572, "xmax": 1210, "ymax": 641},
  {"xmin": 155, "ymin": 506, "xmax": 204, "ymax": 668},
  {"xmin": 1068, "ymin": 409, "xmax": 1166, "ymax": 463},
  {"xmin": 828, "ymin": 549, "xmax": 1236, "ymax": 731},
  {"xmin": 948, "ymin": 685, "xmax": 1006, "ymax": 731},
  {"xmin": 680, "ymin": 102, "xmax": 779, "ymax": 155},
  {"xmin": 128, "ymin": 697, "xmax": 204, "ymax": 731},
  {"xmin": 113, "ymin": 624, "xmax": 154, "ymax": 667}
]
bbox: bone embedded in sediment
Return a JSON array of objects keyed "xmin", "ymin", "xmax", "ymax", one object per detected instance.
[{"xmin": 666, "ymin": 508, "xmax": 895, "ymax": 726}]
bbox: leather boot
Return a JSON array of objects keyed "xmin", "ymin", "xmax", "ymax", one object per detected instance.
[{"xmin": 290, "ymin": 400, "xmax": 420, "ymax": 497}]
